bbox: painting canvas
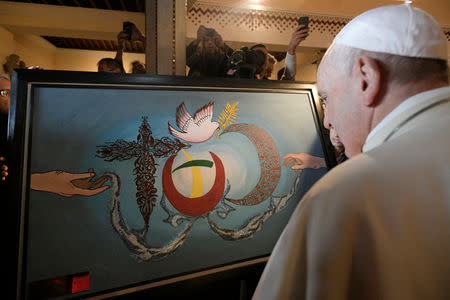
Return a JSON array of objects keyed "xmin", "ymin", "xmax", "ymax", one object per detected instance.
[{"xmin": 8, "ymin": 70, "xmax": 334, "ymax": 299}]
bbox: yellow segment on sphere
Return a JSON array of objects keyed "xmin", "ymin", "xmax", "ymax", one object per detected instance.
[{"xmin": 181, "ymin": 149, "xmax": 203, "ymax": 198}]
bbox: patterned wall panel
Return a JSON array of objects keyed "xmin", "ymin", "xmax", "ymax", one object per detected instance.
[
  {"xmin": 188, "ymin": 3, "xmax": 350, "ymax": 35},
  {"xmin": 187, "ymin": 1, "xmax": 450, "ymax": 49}
]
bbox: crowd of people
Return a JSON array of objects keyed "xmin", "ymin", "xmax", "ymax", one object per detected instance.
[
  {"xmin": 95, "ymin": 21, "xmax": 311, "ymax": 82},
  {"xmin": 186, "ymin": 23, "xmax": 309, "ymax": 80}
]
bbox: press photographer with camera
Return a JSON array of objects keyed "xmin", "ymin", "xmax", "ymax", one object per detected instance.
[
  {"xmin": 186, "ymin": 25, "xmax": 234, "ymax": 77},
  {"xmin": 231, "ymin": 16, "xmax": 309, "ymax": 81}
]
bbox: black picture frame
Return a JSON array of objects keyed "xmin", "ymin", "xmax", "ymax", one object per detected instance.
[{"xmin": 6, "ymin": 70, "xmax": 336, "ymax": 299}]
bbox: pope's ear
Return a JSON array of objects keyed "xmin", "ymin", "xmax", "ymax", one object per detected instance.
[{"xmin": 354, "ymin": 55, "xmax": 381, "ymax": 106}]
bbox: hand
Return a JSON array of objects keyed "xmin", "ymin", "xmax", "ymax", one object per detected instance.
[
  {"xmin": 0, "ymin": 157, "xmax": 7, "ymax": 181},
  {"xmin": 117, "ymin": 31, "xmax": 129, "ymax": 46},
  {"xmin": 196, "ymin": 40, "xmax": 204, "ymax": 51},
  {"xmin": 287, "ymin": 25, "xmax": 310, "ymax": 55},
  {"xmin": 30, "ymin": 170, "xmax": 110, "ymax": 197},
  {"xmin": 282, "ymin": 152, "xmax": 326, "ymax": 170}
]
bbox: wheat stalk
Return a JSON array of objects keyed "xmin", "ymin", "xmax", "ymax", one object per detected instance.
[{"xmin": 215, "ymin": 101, "xmax": 239, "ymax": 139}]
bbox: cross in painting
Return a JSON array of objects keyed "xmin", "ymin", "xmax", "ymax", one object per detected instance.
[{"xmin": 96, "ymin": 116, "xmax": 190, "ymax": 235}]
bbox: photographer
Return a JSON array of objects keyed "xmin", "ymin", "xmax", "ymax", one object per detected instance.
[{"xmin": 186, "ymin": 25, "xmax": 234, "ymax": 77}]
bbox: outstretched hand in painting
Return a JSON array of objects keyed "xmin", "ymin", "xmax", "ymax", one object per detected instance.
[
  {"xmin": 282, "ymin": 127, "xmax": 347, "ymax": 170},
  {"xmin": 282, "ymin": 152, "xmax": 326, "ymax": 170},
  {"xmin": 30, "ymin": 169, "xmax": 109, "ymax": 197}
]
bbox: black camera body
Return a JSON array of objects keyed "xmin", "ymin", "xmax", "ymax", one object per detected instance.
[{"xmin": 226, "ymin": 47, "xmax": 266, "ymax": 79}]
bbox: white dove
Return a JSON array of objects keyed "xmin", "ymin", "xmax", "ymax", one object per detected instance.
[{"xmin": 168, "ymin": 101, "xmax": 219, "ymax": 143}]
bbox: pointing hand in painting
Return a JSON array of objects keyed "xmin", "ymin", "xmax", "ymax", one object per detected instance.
[
  {"xmin": 282, "ymin": 152, "xmax": 326, "ymax": 170},
  {"xmin": 30, "ymin": 170, "xmax": 110, "ymax": 197}
]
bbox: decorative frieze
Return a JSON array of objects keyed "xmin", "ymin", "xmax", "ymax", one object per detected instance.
[{"xmin": 188, "ymin": 2, "xmax": 450, "ymax": 48}]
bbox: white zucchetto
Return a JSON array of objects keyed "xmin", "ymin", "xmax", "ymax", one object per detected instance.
[{"xmin": 333, "ymin": 4, "xmax": 447, "ymax": 60}]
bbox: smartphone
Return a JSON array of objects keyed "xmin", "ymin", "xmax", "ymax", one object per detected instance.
[
  {"xmin": 298, "ymin": 16, "xmax": 309, "ymax": 29},
  {"xmin": 123, "ymin": 21, "xmax": 133, "ymax": 40}
]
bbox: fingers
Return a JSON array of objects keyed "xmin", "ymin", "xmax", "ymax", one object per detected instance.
[
  {"xmin": 294, "ymin": 24, "xmax": 310, "ymax": 33},
  {"xmin": 283, "ymin": 153, "xmax": 305, "ymax": 159},
  {"xmin": 0, "ymin": 156, "xmax": 5, "ymax": 162},
  {"xmin": 282, "ymin": 157, "xmax": 295, "ymax": 165},
  {"xmin": 68, "ymin": 172, "xmax": 95, "ymax": 181},
  {"xmin": 63, "ymin": 184, "xmax": 110, "ymax": 197},
  {"xmin": 291, "ymin": 164, "xmax": 305, "ymax": 170},
  {"xmin": 293, "ymin": 26, "xmax": 310, "ymax": 38},
  {"xmin": 77, "ymin": 184, "xmax": 110, "ymax": 196},
  {"xmin": 282, "ymin": 153, "xmax": 297, "ymax": 159},
  {"xmin": 58, "ymin": 192, "xmax": 74, "ymax": 197},
  {"xmin": 293, "ymin": 30, "xmax": 309, "ymax": 40},
  {"xmin": 1, "ymin": 164, "xmax": 8, "ymax": 180}
]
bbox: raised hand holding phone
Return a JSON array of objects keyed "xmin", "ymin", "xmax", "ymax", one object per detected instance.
[{"xmin": 288, "ymin": 16, "xmax": 310, "ymax": 55}]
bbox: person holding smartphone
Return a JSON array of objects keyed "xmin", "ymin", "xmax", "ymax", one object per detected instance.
[
  {"xmin": 283, "ymin": 16, "xmax": 310, "ymax": 80},
  {"xmin": 251, "ymin": 17, "xmax": 309, "ymax": 80}
]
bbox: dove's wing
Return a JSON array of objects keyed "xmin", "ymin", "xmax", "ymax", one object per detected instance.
[
  {"xmin": 175, "ymin": 102, "xmax": 193, "ymax": 132},
  {"xmin": 193, "ymin": 102, "xmax": 214, "ymax": 125},
  {"xmin": 168, "ymin": 122, "xmax": 185, "ymax": 139}
]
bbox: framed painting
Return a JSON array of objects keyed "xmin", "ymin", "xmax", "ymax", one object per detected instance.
[{"xmin": 6, "ymin": 70, "xmax": 335, "ymax": 299}]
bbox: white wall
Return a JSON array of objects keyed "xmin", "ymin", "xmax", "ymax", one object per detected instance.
[
  {"xmin": 0, "ymin": 26, "xmax": 14, "ymax": 63},
  {"xmin": 12, "ymin": 33, "xmax": 56, "ymax": 69},
  {"xmin": 0, "ymin": 25, "xmax": 145, "ymax": 73},
  {"xmin": 54, "ymin": 48, "xmax": 145, "ymax": 73}
]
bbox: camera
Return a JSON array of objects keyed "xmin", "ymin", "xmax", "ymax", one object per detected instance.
[{"xmin": 226, "ymin": 47, "xmax": 266, "ymax": 79}]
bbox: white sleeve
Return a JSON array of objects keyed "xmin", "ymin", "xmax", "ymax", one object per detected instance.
[{"xmin": 284, "ymin": 52, "xmax": 297, "ymax": 80}]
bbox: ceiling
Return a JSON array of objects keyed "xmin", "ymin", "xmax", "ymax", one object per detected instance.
[
  {"xmin": 7, "ymin": 0, "xmax": 145, "ymax": 12},
  {"xmin": 3, "ymin": 0, "xmax": 146, "ymax": 53},
  {"xmin": 1, "ymin": 0, "xmax": 449, "ymax": 55}
]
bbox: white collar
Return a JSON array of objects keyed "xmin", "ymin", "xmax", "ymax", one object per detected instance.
[{"xmin": 363, "ymin": 86, "xmax": 450, "ymax": 152}]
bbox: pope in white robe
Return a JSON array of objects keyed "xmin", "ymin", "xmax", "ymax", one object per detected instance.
[{"xmin": 253, "ymin": 4, "xmax": 449, "ymax": 300}]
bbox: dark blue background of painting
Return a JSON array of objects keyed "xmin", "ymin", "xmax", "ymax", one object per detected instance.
[{"xmin": 26, "ymin": 86, "xmax": 327, "ymax": 296}]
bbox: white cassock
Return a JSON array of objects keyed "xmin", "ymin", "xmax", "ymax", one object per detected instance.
[{"xmin": 252, "ymin": 86, "xmax": 450, "ymax": 300}]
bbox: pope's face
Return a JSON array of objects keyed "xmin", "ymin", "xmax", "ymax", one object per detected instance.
[
  {"xmin": 0, "ymin": 78, "xmax": 11, "ymax": 115},
  {"xmin": 317, "ymin": 47, "xmax": 365, "ymax": 158}
]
